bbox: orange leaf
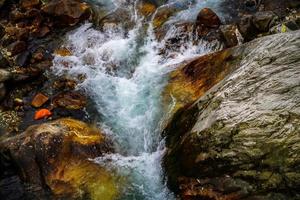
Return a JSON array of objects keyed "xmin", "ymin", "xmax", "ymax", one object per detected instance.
[{"xmin": 34, "ymin": 109, "xmax": 52, "ymax": 120}]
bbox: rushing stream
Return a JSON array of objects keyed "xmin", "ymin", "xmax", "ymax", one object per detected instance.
[{"xmin": 52, "ymin": 0, "xmax": 224, "ymax": 199}]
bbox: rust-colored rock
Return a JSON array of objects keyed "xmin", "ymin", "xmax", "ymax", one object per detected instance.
[
  {"xmin": 54, "ymin": 47, "xmax": 72, "ymax": 56},
  {"xmin": 196, "ymin": 8, "xmax": 221, "ymax": 28},
  {"xmin": 31, "ymin": 92, "xmax": 49, "ymax": 108},
  {"xmin": 163, "ymin": 48, "xmax": 239, "ymax": 115}
]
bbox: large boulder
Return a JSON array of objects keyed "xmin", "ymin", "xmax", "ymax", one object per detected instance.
[
  {"xmin": 0, "ymin": 118, "xmax": 119, "ymax": 200},
  {"xmin": 163, "ymin": 31, "xmax": 300, "ymax": 199}
]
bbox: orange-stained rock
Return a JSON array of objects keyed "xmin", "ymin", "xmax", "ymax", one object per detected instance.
[
  {"xmin": 137, "ymin": 0, "xmax": 157, "ymax": 17},
  {"xmin": 31, "ymin": 92, "xmax": 49, "ymax": 107},
  {"xmin": 34, "ymin": 108, "xmax": 52, "ymax": 120},
  {"xmin": 163, "ymin": 48, "xmax": 239, "ymax": 116},
  {"xmin": 0, "ymin": 118, "xmax": 121, "ymax": 200},
  {"xmin": 54, "ymin": 47, "xmax": 72, "ymax": 56}
]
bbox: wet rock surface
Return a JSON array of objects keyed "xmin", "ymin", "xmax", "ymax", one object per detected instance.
[
  {"xmin": 163, "ymin": 31, "xmax": 300, "ymax": 200},
  {"xmin": 0, "ymin": 118, "xmax": 118, "ymax": 200}
]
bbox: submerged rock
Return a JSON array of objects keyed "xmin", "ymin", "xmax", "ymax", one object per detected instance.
[
  {"xmin": 0, "ymin": 118, "xmax": 119, "ymax": 199},
  {"xmin": 163, "ymin": 31, "xmax": 300, "ymax": 199}
]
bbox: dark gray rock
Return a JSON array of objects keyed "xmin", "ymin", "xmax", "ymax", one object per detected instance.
[
  {"xmin": 0, "ymin": 83, "xmax": 5, "ymax": 101},
  {"xmin": 0, "ymin": 52, "xmax": 9, "ymax": 68},
  {"xmin": 253, "ymin": 11, "xmax": 277, "ymax": 32}
]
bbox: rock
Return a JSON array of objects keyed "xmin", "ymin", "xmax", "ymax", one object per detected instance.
[
  {"xmin": 163, "ymin": 48, "xmax": 238, "ymax": 116},
  {"xmin": 31, "ymin": 25, "xmax": 51, "ymax": 38},
  {"xmin": 0, "ymin": 52, "xmax": 9, "ymax": 68},
  {"xmin": 253, "ymin": 11, "xmax": 277, "ymax": 32},
  {"xmin": 0, "ymin": 69, "xmax": 11, "ymax": 82},
  {"xmin": 0, "ymin": 24, "xmax": 4, "ymax": 39},
  {"xmin": 20, "ymin": 0, "xmax": 40, "ymax": 10},
  {"xmin": 152, "ymin": 2, "xmax": 188, "ymax": 29},
  {"xmin": 238, "ymin": 14, "xmax": 257, "ymax": 42},
  {"xmin": 15, "ymin": 51, "xmax": 30, "ymax": 67},
  {"xmin": 5, "ymin": 26, "xmax": 29, "ymax": 41},
  {"xmin": 11, "ymin": 67, "xmax": 42, "ymax": 82},
  {"xmin": 98, "ymin": 8, "xmax": 134, "ymax": 32},
  {"xmin": 54, "ymin": 47, "xmax": 72, "ymax": 57},
  {"xmin": 196, "ymin": 8, "xmax": 221, "ymax": 29},
  {"xmin": 6, "ymin": 41, "xmax": 27, "ymax": 56},
  {"xmin": 0, "ymin": 118, "xmax": 119, "ymax": 199},
  {"xmin": 31, "ymin": 92, "xmax": 49, "ymax": 108},
  {"xmin": 53, "ymin": 91, "xmax": 86, "ymax": 110},
  {"xmin": 136, "ymin": 0, "xmax": 157, "ymax": 17},
  {"xmin": 34, "ymin": 108, "xmax": 52, "ymax": 120},
  {"xmin": 163, "ymin": 31, "xmax": 300, "ymax": 199},
  {"xmin": 41, "ymin": 0, "xmax": 91, "ymax": 26},
  {"xmin": 220, "ymin": 24, "xmax": 239, "ymax": 47},
  {"xmin": 0, "ymin": 83, "xmax": 5, "ymax": 101}
]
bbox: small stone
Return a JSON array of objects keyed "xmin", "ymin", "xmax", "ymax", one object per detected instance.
[
  {"xmin": 220, "ymin": 25, "xmax": 239, "ymax": 48},
  {"xmin": 5, "ymin": 26, "xmax": 29, "ymax": 41},
  {"xmin": 53, "ymin": 92, "xmax": 86, "ymax": 110},
  {"xmin": 20, "ymin": 0, "xmax": 40, "ymax": 10},
  {"xmin": 0, "ymin": 24, "xmax": 4, "ymax": 38},
  {"xmin": 14, "ymin": 98, "xmax": 24, "ymax": 106},
  {"xmin": 54, "ymin": 47, "xmax": 72, "ymax": 57},
  {"xmin": 0, "ymin": 83, "xmax": 6, "ymax": 100},
  {"xmin": 31, "ymin": 92, "xmax": 49, "ymax": 108},
  {"xmin": 7, "ymin": 41, "xmax": 27, "ymax": 56},
  {"xmin": 253, "ymin": 11, "xmax": 277, "ymax": 32},
  {"xmin": 0, "ymin": 52, "xmax": 9, "ymax": 68},
  {"xmin": 15, "ymin": 51, "xmax": 31, "ymax": 67},
  {"xmin": 31, "ymin": 26, "xmax": 50, "ymax": 38},
  {"xmin": 0, "ymin": 69, "xmax": 11, "ymax": 82}
]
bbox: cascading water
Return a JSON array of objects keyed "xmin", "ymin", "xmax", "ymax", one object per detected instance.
[{"xmin": 52, "ymin": 0, "xmax": 223, "ymax": 199}]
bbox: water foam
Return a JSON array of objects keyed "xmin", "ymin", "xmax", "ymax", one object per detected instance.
[{"xmin": 52, "ymin": 1, "xmax": 221, "ymax": 199}]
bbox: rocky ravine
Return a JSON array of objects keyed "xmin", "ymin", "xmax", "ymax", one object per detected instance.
[{"xmin": 163, "ymin": 30, "xmax": 300, "ymax": 200}]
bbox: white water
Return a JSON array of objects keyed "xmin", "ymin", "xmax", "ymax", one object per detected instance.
[{"xmin": 52, "ymin": 0, "xmax": 222, "ymax": 199}]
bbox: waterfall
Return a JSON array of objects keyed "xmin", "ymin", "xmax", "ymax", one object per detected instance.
[{"xmin": 52, "ymin": 0, "xmax": 222, "ymax": 199}]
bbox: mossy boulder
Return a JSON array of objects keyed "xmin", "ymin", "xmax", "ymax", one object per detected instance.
[
  {"xmin": 163, "ymin": 31, "xmax": 300, "ymax": 199},
  {"xmin": 0, "ymin": 118, "xmax": 121, "ymax": 200}
]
